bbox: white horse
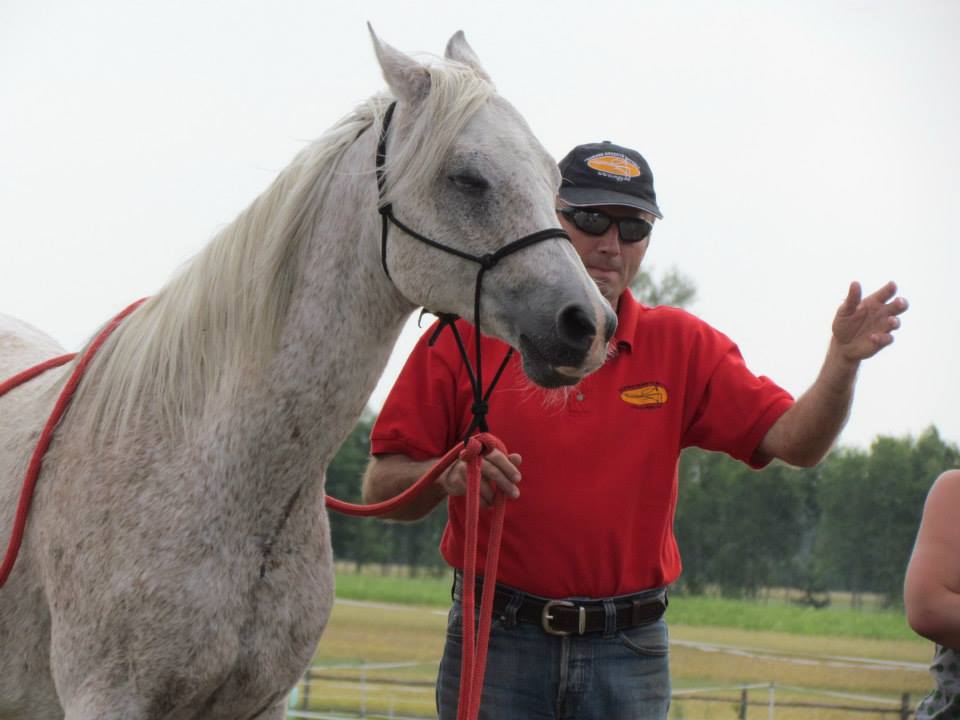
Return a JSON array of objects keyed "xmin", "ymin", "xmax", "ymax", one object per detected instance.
[{"xmin": 0, "ymin": 29, "xmax": 614, "ymax": 720}]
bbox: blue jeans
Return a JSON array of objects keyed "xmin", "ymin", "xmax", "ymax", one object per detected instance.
[{"xmin": 436, "ymin": 583, "xmax": 671, "ymax": 720}]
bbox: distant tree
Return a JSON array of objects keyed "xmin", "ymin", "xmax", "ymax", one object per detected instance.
[
  {"xmin": 812, "ymin": 447, "xmax": 873, "ymax": 603},
  {"xmin": 813, "ymin": 427, "xmax": 959, "ymax": 606},
  {"xmin": 326, "ymin": 409, "xmax": 448, "ymax": 573},
  {"xmin": 631, "ymin": 265, "xmax": 697, "ymax": 308},
  {"xmin": 674, "ymin": 449, "xmax": 720, "ymax": 595},
  {"xmin": 325, "ymin": 411, "xmax": 388, "ymax": 569},
  {"xmin": 675, "ymin": 449, "xmax": 812, "ymax": 597},
  {"xmin": 676, "ymin": 427, "xmax": 959, "ymax": 605}
]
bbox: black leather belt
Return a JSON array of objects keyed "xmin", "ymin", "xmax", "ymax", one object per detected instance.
[{"xmin": 457, "ymin": 573, "xmax": 668, "ymax": 636}]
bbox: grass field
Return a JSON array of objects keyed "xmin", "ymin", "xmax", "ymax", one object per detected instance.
[
  {"xmin": 295, "ymin": 570, "xmax": 936, "ymax": 719},
  {"xmin": 333, "ymin": 568, "xmax": 919, "ymax": 641}
]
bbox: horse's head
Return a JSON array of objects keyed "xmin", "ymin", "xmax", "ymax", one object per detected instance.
[{"xmin": 370, "ymin": 29, "xmax": 616, "ymax": 388}]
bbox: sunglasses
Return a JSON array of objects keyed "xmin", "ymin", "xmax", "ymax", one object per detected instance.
[{"xmin": 556, "ymin": 207, "xmax": 653, "ymax": 244}]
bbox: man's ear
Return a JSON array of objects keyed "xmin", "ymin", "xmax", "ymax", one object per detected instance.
[
  {"xmin": 368, "ymin": 23, "xmax": 431, "ymax": 104},
  {"xmin": 444, "ymin": 30, "xmax": 492, "ymax": 84}
]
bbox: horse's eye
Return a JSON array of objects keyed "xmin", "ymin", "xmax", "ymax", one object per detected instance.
[{"xmin": 449, "ymin": 173, "xmax": 490, "ymax": 192}]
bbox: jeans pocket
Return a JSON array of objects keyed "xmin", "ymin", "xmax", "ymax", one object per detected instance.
[
  {"xmin": 446, "ymin": 602, "xmax": 506, "ymax": 642},
  {"xmin": 446, "ymin": 602, "xmax": 464, "ymax": 639},
  {"xmin": 618, "ymin": 618, "xmax": 669, "ymax": 657}
]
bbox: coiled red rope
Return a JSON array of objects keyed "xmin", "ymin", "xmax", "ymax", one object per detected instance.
[{"xmin": 1, "ymin": 301, "xmax": 506, "ymax": 720}]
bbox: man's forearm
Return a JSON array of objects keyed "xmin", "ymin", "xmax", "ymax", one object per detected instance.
[
  {"xmin": 360, "ymin": 454, "xmax": 449, "ymax": 521},
  {"xmin": 761, "ymin": 340, "xmax": 859, "ymax": 467}
]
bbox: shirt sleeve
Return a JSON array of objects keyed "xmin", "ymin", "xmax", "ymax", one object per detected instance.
[
  {"xmin": 370, "ymin": 320, "xmax": 470, "ymax": 461},
  {"xmin": 681, "ymin": 329, "xmax": 795, "ymax": 469}
]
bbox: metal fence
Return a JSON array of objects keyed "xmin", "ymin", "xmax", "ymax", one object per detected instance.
[
  {"xmin": 672, "ymin": 683, "xmax": 914, "ymax": 718},
  {"xmin": 286, "ymin": 664, "xmax": 918, "ymax": 719},
  {"xmin": 287, "ymin": 662, "xmax": 436, "ymax": 720}
]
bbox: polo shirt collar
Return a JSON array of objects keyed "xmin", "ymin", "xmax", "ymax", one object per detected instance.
[{"xmin": 612, "ymin": 289, "xmax": 644, "ymax": 353}]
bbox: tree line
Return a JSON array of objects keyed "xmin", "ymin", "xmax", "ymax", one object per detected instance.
[
  {"xmin": 674, "ymin": 425, "xmax": 957, "ymax": 605},
  {"xmin": 326, "ymin": 413, "xmax": 957, "ymax": 605}
]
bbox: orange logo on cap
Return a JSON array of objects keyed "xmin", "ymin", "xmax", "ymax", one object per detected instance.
[
  {"xmin": 587, "ymin": 153, "xmax": 642, "ymax": 179},
  {"xmin": 620, "ymin": 383, "xmax": 668, "ymax": 409}
]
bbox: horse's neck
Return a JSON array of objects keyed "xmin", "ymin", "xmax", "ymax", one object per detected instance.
[
  {"xmin": 54, "ymin": 129, "xmax": 412, "ymax": 524},
  {"xmin": 208, "ymin": 133, "xmax": 413, "ymax": 501}
]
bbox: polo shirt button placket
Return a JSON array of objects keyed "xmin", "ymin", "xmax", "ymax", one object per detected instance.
[{"xmin": 568, "ymin": 387, "xmax": 589, "ymax": 415}]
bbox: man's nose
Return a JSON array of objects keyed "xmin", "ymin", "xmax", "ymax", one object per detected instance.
[{"xmin": 595, "ymin": 225, "xmax": 621, "ymax": 253}]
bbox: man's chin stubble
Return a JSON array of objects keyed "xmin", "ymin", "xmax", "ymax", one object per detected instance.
[{"xmin": 591, "ymin": 278, "xmax": 617, "ymax": 306}]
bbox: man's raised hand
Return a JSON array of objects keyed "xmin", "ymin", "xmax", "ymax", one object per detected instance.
[{"xmin": 832, "ymin": 280, "xmax": 908, "ymax": 362}]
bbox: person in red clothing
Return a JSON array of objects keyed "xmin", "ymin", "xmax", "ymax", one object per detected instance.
[{"xmin": 362, "ymin": 141, "xmax": 908, "ymax": 720}]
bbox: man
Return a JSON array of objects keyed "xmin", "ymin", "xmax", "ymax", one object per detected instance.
[{"xmin": 362, "ymin": 141, "xmax": 908, "ymax": 719}]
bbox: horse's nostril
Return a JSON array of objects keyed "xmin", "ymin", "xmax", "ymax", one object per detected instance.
[{"xmin": 556, "ymin": 304, "xmax": 597, "ymax": 351}]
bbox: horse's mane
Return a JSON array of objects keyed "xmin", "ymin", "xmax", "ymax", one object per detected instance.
[{"xmin": 78, "ymin": 57, "xmax": 493, "ymax": 440}]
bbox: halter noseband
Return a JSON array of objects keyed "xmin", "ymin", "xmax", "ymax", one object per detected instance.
[{"xmin": 375, "ymin": 101, "xmax": 571, "ymax": 439}]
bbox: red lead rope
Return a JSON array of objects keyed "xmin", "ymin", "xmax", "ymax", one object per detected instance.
[
  {"xmin": 0, "ymin": 298, "xmax": 146, "ymax": 588},
  {"xmin": 328, "ymin": 433, "xmax": 507, "ymax": 720},
  {"xmin": 1, "ymin": 302, "xmax": 506, "ymax": 720},
  {"xmin": 0, "ymin": 354, "xmax": 78, "ymax": 587},
  {"xmin": 455, "ymin": 435, "xmax": 507, "ymax": 720}
]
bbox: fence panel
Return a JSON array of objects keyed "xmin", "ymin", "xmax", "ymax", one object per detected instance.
[{"xmin": 287, "ymin": 666, "xmax": 917, "ymax": 719}]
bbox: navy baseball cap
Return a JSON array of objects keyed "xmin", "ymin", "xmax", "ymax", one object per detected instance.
[{"xmin": 558, "ymin": 141, "xmax": 663, "ymax": 219}]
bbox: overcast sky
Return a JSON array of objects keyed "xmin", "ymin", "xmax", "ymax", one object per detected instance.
[{"xmin": 2, "ymin": 1, "xmax": 957, "ymax": 450}]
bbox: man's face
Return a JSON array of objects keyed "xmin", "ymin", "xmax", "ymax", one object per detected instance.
[{"xmin": 557, "ymin": 203, "xmax": 654, "ymax": 307}]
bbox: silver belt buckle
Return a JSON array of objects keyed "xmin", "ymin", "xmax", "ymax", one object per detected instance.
[{"xmin": 541, "ymin": 599, "xmax": 586, "ymax": 636}]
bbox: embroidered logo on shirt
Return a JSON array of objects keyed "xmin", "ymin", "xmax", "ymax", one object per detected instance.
[
  {"xmin": 586, "ymin": 153, "xmax": 642, "ymax": 181},
  {"xmin": 620, "ymin": 383, "xmax": 668, "ymax": 409}
]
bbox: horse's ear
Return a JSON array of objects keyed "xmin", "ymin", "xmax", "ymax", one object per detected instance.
[
  {"xmin": 444, "ymin": 30, "xmax": 492, "ymax": 84},
  {"xmin": 368, "ymin": 23, "xmax": 431, "ymax": 105}
]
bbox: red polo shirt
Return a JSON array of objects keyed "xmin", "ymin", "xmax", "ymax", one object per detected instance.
[{"xmin": 371, "ymin": 291, "xmax": 794, "ymax": 598}]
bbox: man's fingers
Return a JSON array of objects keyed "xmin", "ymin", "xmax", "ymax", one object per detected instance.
[
  {"xmin": 885, "ymin": 296, "xmax": 909, "ymax": 316},
  {"xmin": 839, "ymin": 281, "xmax": 861, "ymax": 316},
  {"xmin": 484, "ymin": 449, "xmax": 522, "ymax": 481},
  {"xmin": 442, "ymin": 450, "xmax": 523, "ymax": 503},
  {"xmin": 864, "ymin": 280, "xmax": 898, "ymax": 306},
  {"xmin": 481, "ymin": 450, "xmax": 521, "ymax": 499},
  {"xmin": 439, "ymin": 462, "xmax": 466, "ymax": 496},
  {"xmin": 480, "ymin": 483, "xmax": 495, "ymax": 506},
  {"xmin": 481, "ymin": 460, "xmax": 520, "ymax": 499}
]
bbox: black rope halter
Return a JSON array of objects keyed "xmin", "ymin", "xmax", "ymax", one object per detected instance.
[{"xmin": 375, "ymin": 101, "xmax": 571, "ymax": 441}]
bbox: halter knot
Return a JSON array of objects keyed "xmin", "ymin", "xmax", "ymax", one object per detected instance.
[
  {"xmin": 471, "ymin": 400, "xmax": 489, "ymax": 418},
  {"xmin": 461, "ymin": 431, "xmax": 506, "ymax": 462},
  {"xmin": 479, "ymin": 253, "xmax": 498, "ymax": 270}
]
